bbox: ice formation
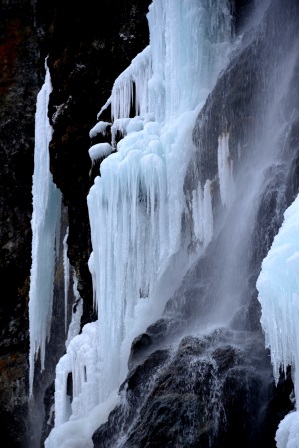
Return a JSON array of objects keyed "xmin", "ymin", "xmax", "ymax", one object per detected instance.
[
  {"xmin": 29, "ymin": 60, "xmax": 62, "ymax": 396},
  {"xmin": 217, "ymin": 133, "xmax": 235, "ymax": 207},
  {"xmin": 65, "ymin": 273, "xmax": 83, "ymax": 349},
  {"xmin": 63, "ymin": 228, "xmax": 70, "ymax": 332},
  {"xmin": 88, "ymin": 143, "xmax": 113, "ymax": 162},
  {"xmin": 89, "ymin": 121, "xmax": 111, "ymax": 139},
  {"xmin": 46, "ymin": 1, "xmax": 233, "ymax": 445},
  {"xmin": 257, "ymin": 194, "xmax": 299, "ymax": 447}
]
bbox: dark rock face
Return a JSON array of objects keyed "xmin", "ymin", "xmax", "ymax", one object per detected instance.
[{"xmin": 0, "ymin": 1, "xmax": 45, "ymax": 446}]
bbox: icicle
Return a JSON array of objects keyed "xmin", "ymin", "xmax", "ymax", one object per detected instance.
[
  {"xmin": 29, "ymin": 59, "xmax": 62, "ymax": 396},
  {"xmin": 217, "ymin": 132, "xmax": 235, "ymax": 207},
  {"xmin": 63, "ymin": 228, "xmax": 70, "ymax": 332},
  {"xmin": 108, "ymin": 46, "xmax": 152, "ymax": 121},
  {"xmin": 192, "ymin": 184, "xmax": 204, "ymax": 244},
  {"xmin": 203, "ymin": 180, "xmax": 213, "ymax": 246}
]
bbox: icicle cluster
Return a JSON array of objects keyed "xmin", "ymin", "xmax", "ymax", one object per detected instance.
[
  {"xmin": 257, "ymin": 194, "xmax": 299, "ymax": 388},
  {"xmin": 29, "ymin": 61, "xmax": 62, "ymax": 395},
  {"xmin": 257, "ymin": 194, "xmax": 299, "ymax": 447},
  {"xmin": 97, "ymin": 46, "xmax": 152, "ymax": 121}
]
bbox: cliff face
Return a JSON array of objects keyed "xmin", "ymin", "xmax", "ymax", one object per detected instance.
[{"xmin": 0, "ymin": 1, "xmax": 43, "ymax": 445}]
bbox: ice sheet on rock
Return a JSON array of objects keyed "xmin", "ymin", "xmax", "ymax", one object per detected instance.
[
  {"xmin": 29, "ymin": 60, "xmax": 62, "ymax": 396},
  {"xmin": 89, "ymin": 121, "xmax": 111, "ymax": 139},
  {"xmin": 88, "ymin": 143, "xmax": 113, "ymax": 162}
]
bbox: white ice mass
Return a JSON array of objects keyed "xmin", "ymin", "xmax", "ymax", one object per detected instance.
[
  {"xmin": 257, "ymin": 194, "xmax": 299, "ymax": 448},
  {"xmin": 29, "ymin": 60, "xmax": 61, "ymax": 396}
]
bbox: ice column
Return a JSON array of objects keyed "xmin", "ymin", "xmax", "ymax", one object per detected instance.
[{"xmin": 29, "ymin": 60, "xmax": 61, "ymax": 395}]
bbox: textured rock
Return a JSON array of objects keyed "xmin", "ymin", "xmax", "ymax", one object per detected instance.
[
  {"xmin": 0, "ymin": 1, "xmax": 45, "ymax": 446},
  {"xmin": 94, "ymin": 329, "xmax": 293, "ymax": 448}
]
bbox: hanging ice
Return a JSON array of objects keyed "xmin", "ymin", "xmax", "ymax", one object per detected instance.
[
  {"xmin": 217, "ymin": 133, "xmax": 235, "ymax": 207},
  {"xmin": 29, "ymin": 60, "xmax": 62, "ymax": 395},
  {"xmin": 63, "ymin": 228, "xmax": 70, "ymax": 332},
  {"xmin": 97, "ymin": 45, "xmax": 152, "ymax": 122},
  {"xmin": 257, "ymin": 194, "xmax": 299, "ymax": 448}
]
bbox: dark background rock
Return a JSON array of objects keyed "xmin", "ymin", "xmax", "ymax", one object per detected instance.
[{"xmin": 0, "ymin": 0, "xmax": 45, "ymax": 446}]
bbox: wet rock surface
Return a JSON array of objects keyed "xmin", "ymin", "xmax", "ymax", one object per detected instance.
[{"xmin": 94, "ymin": 329, "xmax": 293, "ymax": 448}]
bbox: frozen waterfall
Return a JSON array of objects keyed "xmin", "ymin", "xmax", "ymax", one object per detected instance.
[{"xmin": 45, "ymin": 0, "xmax": 233, "ymax": 446}]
